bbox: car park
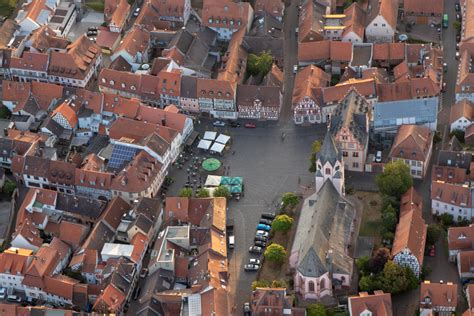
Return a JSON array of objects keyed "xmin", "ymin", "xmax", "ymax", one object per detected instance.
[
  {"xmin": 249, "ymin": 258, "xmax": 261, "ymax": 265},
  {"xmin": 261, "ymin": 212, "xmax": 276, "ymax": 219},
  {"xmin": 249, "ymin": 245, "xmax": 263, "ymax": 254},
  {"xmin": 259, "ymin": 218, "xmax": 273, "ymax": 225},
  {"xmin": 254, "ymin": 235, "xmax": 268, "ymax": 242},
  {"xmin": 254, "ymin": 240, "xmax": 267, "ymax": 247},
  {"xmin": 213, "ymin": 120, "xmax": 226, "ymax": 127},
  {"xmin": 257, "ymin": 223, "xmax": 271, "ymax": 231},
  {"xmin": 256, "ymin": 230, "xmax": 269, "ymax": 238}
]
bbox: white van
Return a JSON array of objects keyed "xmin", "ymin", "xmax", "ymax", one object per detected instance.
[{"xmin": 228, "ymin": 235, "xmax": 235, "ymax": 248}]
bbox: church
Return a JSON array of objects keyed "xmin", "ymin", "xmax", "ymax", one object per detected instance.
[{"xmin": 289, "ymin": 131, "xmax": 357, "ymax": 302}]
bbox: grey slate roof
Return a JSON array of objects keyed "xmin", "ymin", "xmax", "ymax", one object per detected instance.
[
  {"xmin": 317, "ymin": 131, "xmax": 341, "ymax": 166},
  {"xmin": 292, "ymin": 181, "xmax": 355, "ymax": 278},
  {"xmin": 180, "ymin": 75, "xmax": 197, "ymax": 99},
  {"xmin": 41, "ymin": 116, "xmax": 65, "ymax": 137},
  {"xmin": 437, "ymin": 150, "xmax": 472, "ymax": 169},
  {"xmin": 330, "ymin": 89, "xmax": 369, "ymax": 145}
]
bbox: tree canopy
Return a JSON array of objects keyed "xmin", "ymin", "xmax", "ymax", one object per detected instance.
[
  {"xmin": 359, "ymin": 260, "xmax": 419, "ymax": 294},
  {"xmin": 376, "ymin": 160, "xmax": 413, "ymax": 198},
  {"xmin": 272, "ymin": 214, "xmax": 294, "ymax": 233},
  {"xmin": 247, "ymin": 52, "xmax": 273, "ymax": 76},
  {"xmin": 3, "ymin": 180, "xmax": 16, "ymax": 196},
  {"xmin": 281, "ymin": 192, "xmax": 299, "ymax": 209},
  {"xmin": 196, "ymin": 188, "xmax": 210, "ymax": 198},
  {"xmin": 307, "ymin": 303, "xmax": 328, "ymax": 316},
  {"xmin": 213, "ymin": 186, "xmax": 231, "ymax": 199},
  {"xmin": 178, "ymin": 187, "xmax": 193, "ymax": 198},
  {"xmin": 264, "ymin": 243, "xmax": 286, "ymax": 263}
]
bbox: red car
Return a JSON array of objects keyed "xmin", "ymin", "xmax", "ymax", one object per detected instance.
[{"xmin": 244, "ymin": 123, "xmax": 256, "ymax": 128}]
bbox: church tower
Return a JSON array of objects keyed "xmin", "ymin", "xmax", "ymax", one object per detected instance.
[{"xmin": 315, "ymin": 131, "xmax": 344, "ymax": 195}]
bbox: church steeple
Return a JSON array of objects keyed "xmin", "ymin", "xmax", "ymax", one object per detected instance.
[{"xmin": 315, "ymin": 131, "xmax": 344, "ymax": 196}]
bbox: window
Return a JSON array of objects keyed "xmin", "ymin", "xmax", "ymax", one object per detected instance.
[
  {"xmin": 325, "ymin": 168, "xmax": 331, "ymax": 175},
  {"xmin": 343, "ymin": 151, "xmax": 348, "ymax": 157},
  {"xmin": 353, "ymin": 162, "xmax": 359, "ymax": 168},
  {"xmin": 374, "ymin": 23, "xmax": 378, "ymax": 26},
  {"xmin": 382, "ymin": 23, "xmax": 386, "ymax": 27},
  {"xmin": 308, "ymin": 281, "xmax": 315, "ymax": 292},
  {"xmin": 320, "ymin": 278, "xmax": 325, "ymax": 289},
  {"xmin": 352, "ymin": 152, "xmax": 359, "ymax": 157}
]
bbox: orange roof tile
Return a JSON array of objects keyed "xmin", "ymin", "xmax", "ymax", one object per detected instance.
[
  {"xmin": 389, "ymin": 124, "xmax": 433, "ymax": 162},
  {"xmin": 52, "ymin": 102, "xmax": 78, "ymax": 128},
  {"xmin": 349, "ymin": 291, "xmax": 392, "ymax": 316}
]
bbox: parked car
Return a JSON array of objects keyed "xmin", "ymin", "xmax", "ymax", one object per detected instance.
[
  {"xmin": 259, "ymin": 218, "xmax": 273, "ymax": 225},
  {"xmin": 7, "ymin": 295, "xmax": 21, "ymax": 303},
  {"xmin": 133, "ymin": 7, "xmax": 140, "ymax": 17},
  {"xmin": 243, "ymin": 302, "xmax": 251, "ymax": 316},
  {"xmin": 256, "ymin": 230, "xmax": 269, "ymax": 238},
  {"xmin": 249, "ymin": 258, "xmax": 261, "ymax": 265},
  {"xmin": 293, "ymin": 65, "xmax": 298, "ymax": 74},
  {"xmin": 257, "ymin": 223, "xmax": 271, "ymax": 231},
  {"xmin": 140, "ymin": 268, "xmax": 148, "ymax": 278},
  {"xmin": 456, "ymin": 51, "xmax": 460, "ymax": 59},
  {"xmin": 244, "ymin": 264, "xmax": 260, "ymax": 271},
  {"xmin": 0, "ymin": 288, "xmax": 5, "ymax": 299},
  {"xmin": 261, "ymin": 212, "xmax": 276, "ymax": 219},
  {"xmin": 213, "ymin": 120, "xmax": 226, "ymax": 127},
  {"xmin": 375, "ymin": 151, "xmax": 382, "ymax": 163},
  {"xmin": 244, "ymin": 123, "xmax": 256, "ymax": 128},
  {"xmin": 456, "ymin": 3, "xmax": 461, "ymax": 11},
  {"xmin": 457, "ymin": 13, "xmax": 461, "ymax": 21},
  {"xmin": 254, "ymin": 235, "xmax": 268, "ymax": 242},
  {"xmin": 88, "ymin": 26, "xmax": 98, "ymax": 31},
  {"xmin": 229, "ymin": 121, "xmax": 241, "ymax": 128},
  {"xmin": 249, "ymin": 245, "xmax": 263, "ymax": 254},
  {"xmin": 254, "ymin": 240, "xmax": 267, "ymax": 247}
]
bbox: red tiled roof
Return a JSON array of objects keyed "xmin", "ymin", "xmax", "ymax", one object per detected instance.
[
  {"xmin": 392, "ymin": 209, "xmax": 427, "ymax": 267},
  {"xmin": 420, "ymin": 281, "xmax": 457, "ymax": 309},
  {"xmin": 10, "ymin": 52, "xmax": 49, "ymax": 72},
  {"xmin": 389, "ymin": 125, "xmax": 433, "ymax": 162},
  {"xmin": 202, "ymin": 0, "xmax": 252, "ymax": 31},
  {"xmin": 404, "ymin": 0, "xmax": 444, "ymax": 15},
  {"xmin": 431, "ymin": 181, "xmax": 472, "ymax": 208},
  {"xmin": 448, "ymin": 225, "xmax": 474, "ymax": 252},
  {"xmin": 349, "ymin": 291, "xmax": 393, "ymax": 316}
]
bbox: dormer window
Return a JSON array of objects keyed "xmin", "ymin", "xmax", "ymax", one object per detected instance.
[
  {"xmin": 121, "ymin": 83, "xmax": 126, "ymax": 88},
  {"xmin": 216, "ymin": 19, "xmax": 219, "ymax": 24},
  {"xmin": 230, "ymin": 20, "xmax": 234, "ymax": 25},
  {"xmin": 209, "ymin": 18, "xmax": 213, "ymax": 23},
  {"xmin": 110, "ymin": 80, "xmax": 115, "ymax": 85},
  {"xmin": 101, "ymin": 78, "xmax": 106, "ymax": 83},
  {"xmin": 131, "ymin": 85, "xmax": 136, "ymax": 90}
]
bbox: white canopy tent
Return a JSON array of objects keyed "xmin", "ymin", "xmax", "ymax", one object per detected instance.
[
  {"xmin": 203, "ymin": 131, "xmax": 217, "ymax": 141},
  {"xmin": 210, "ymin": 142, "xmax": 225, "ymax": 153},
  {"xmin": 197, "ymin": 139, "xmax": 212, "ymax": 150},
  {"xmin": 205, "ymin": 175, "xmax": 222, "ymax": 187},
  {"xmin": 215, "ymin": 134, "xmax": 231, "ymax": 145}
]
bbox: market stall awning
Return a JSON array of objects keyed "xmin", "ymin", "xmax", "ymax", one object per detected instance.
[
  {"xmin": 203, "ymin": 131, "xmax": 217, "ymax": 141},
  {"xmin": 215, "ymin": 134, "xmax": 231, "ymax": 145},
  {"xmin": 197, "ymin": 139, "xmax": 212, "ymax": 150},
  {"xmin": 205, "ymin": 175, "xmax": 222, "ymax": 187},
  {"xmin": 210, "ymin": 142, "xmax": 225, "ymax": 153}
]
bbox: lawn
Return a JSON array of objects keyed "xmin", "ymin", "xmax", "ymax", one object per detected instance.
[
  {"xmin": 356, "ymin": 191, "xmax": 383, "ymax": 246},
  {"xmin": 85, "ymin": 1, "xmax": 105, "ymax": 12},
  {"xmin": 0, "ymin": 0, "xmax": 17, "ymax": 18}
]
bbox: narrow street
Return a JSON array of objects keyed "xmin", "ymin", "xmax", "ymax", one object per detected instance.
[{"xmin": 280, "ymin": 0, "xmax": 299, "ymax": 123}]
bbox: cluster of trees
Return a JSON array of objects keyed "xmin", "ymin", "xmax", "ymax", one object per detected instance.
[
  {"xmin": 251, "ymin": 279, "xmax": 287, "ymax": 290},
  {"xmin": 247, "ymin": 52, "xmax": 273, "ymax": 77},
  {"xmin": 358, "ymin": 249, "xmax": 419, "ymax": 294},
  {"xmin": 3, "ymin": 179, "xmax": 16, "ymax": 197},
  {"xmin": 178, "ymin": 186, "xmax": 231, "ymax": 199}
]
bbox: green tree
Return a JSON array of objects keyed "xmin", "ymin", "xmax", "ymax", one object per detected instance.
[
  {"xmin": 381, "ymin": 204, "xmax": 398, "ymax": 235},
  {"xmin": 450, "ymin": 129, "xmax": 465, "ymax": 143},
  {"xmin": 426, "ymin": 224, "xmax": 442, "ymax": 247},
  {"xmin": 309, "ymin": 140, "xmax": 322, "ymax": 172},
  {"xmin": 454, "ymin": 20, "xmax": 462, "ymax": 32},
  {"xmin": 281, "ymin": 192, "xmax": 299, "ymax": 209},
  {"xmin": 378, "ymin": 261, "xmax": 418, "ymax": 294},
  {"xmin": 271, "ymin": 279, "xmax": 287, "ymax": 288},
  {"xmin": 247, "ymin": 52, "xmax": 273, "ymax": 76},
  {"xmin": 356, "ymin": 256, "xmax": 370, "ymax": 276},
  {"xmin": 213, "ymin": 186, "xmax": 231, "ymax": 199},
  {"xmin": 439, "ymin": 213, "xmax": 454, "ymax": 228},
  {"xmin": 196, "ymin": 188, "xmax": 210, "ymax": 198},
  {"xmin": 376, "ymin": 160, "xmax": 413, "ymax": 198},
  {"xmin": 272, "ymin": 214, "xmax": 294, "ymax": 233},
  {"xmin": 264, "ymin": 243, "xmax": 287, "ymax": 263},
  {"xmin": 0, "ymin": 106, "xmax": 11, "ymax": 119},
  {"xmin": 3, "ymin": 180, "xmax": 16, "ymax": 196},
  {"xmin": 252, "ymin": 279, "xmax": 271, "ymax": 290},
  {"xmin": 307, "ymin": 303, "xmax": 328, "ymax": 316},
  {"xmin": 359, "ymin": 275, "xmax": 378, "ymax": 292},
  {"xmin": 178, "ymin": 187, "xmax": 193, "ymax": 198}
]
